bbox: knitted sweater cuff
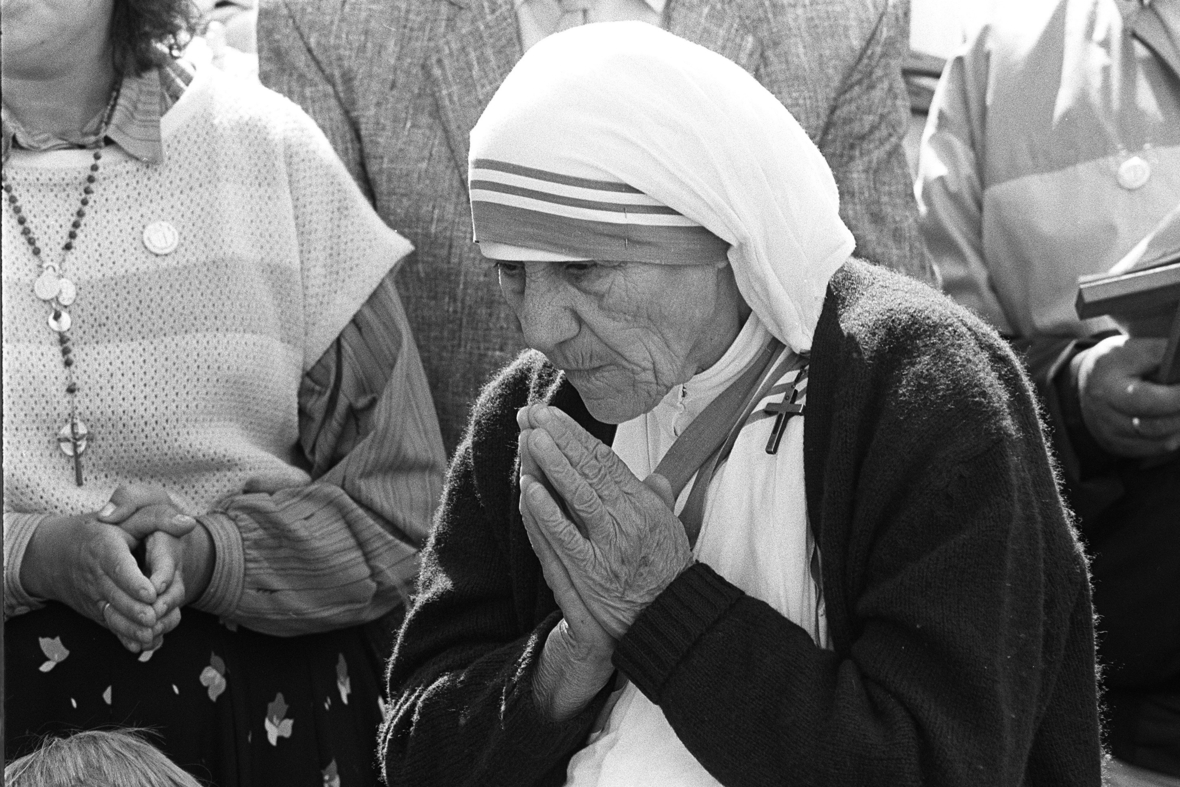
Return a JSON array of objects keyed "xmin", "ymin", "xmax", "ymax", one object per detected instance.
[
  {"xmin": 613, "ymin": 562, "xmax": 743, "ymax": 702},
  {"xmin": 3, "ymin": 512, "xmax": 51, "ymax": 618},
  {"xmin": 193, "ymin": 511, "xmax": 245, "ymax": 619}
]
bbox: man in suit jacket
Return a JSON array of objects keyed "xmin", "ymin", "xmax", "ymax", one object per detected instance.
[{"xmin": 257, "ymin": 0, "xmax": 935, "ymax": 454}]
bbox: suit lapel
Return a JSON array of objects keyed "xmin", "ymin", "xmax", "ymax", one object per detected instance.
[
  {"xmin": 667, "ymin": 0, "xmax": 761, "ymax": 76},
  {"xmin": 426, "ymin": 0, "xmax": 522, "ymax": 189}
]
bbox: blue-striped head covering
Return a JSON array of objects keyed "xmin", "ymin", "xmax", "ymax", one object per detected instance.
[
  {"xmin": 469, "ymin": 22, "xmax": 855, "ymax": 353},
  {"xmin": 470, "ymin": 160, "xmax": 729, "ymax": 264}
]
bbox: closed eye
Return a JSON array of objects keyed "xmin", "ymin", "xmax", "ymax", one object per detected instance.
[{"xmin": 495, "ymin": 261, "xmax": 525, "ymax": 278}]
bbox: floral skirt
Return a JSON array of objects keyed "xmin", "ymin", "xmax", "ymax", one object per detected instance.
[{"xmin": 5, "ymin": 602, "xmax": 387, "ymax": 787}]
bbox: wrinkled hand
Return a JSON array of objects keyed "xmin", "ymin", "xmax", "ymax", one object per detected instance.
[
  {"xmin": 519, "ymin": 422, "xmax": 615, "ymax": 661},
  {"xmin": 141, "ymin": 527, "xmax": 214, "ymax": 628},
  {"xmin": 97, "ymin": 484, "xmax": 210, "ymax": 648},
  {"xmin": 21, "ymin": 511, "xmax": 163, "ymax": 652},
  {"xmin": 1076, "ymin": 336, "xmax": 1180, "ymax": 457},
  {"xmin": 517, "ymin": 404, "xmax": 692, "ymax": 641}
]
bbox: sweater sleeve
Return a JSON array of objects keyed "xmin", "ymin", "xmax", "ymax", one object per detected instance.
[
  {"xmin": 617, "ymin": 272, "xmax": 1101, "ymax": 785},
  {"xmin": 194, "ymin": 273, "xmax": 446, "ymax": 635},
  {"xmin": 818, "ymin": 0, "xmax": 935, "ymax": 284},
  {"xmin": 3, "ymin": 512, "xmax": 51, "ymax": 618},
  {"xmin": 380, "ymin": 357, "xmax": 610, "ymax": 787}
]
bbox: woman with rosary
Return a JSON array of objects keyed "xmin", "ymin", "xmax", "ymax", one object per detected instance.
[{"xmin": 1, "ymin": 1, "xmax": 445, "ymax": 784}]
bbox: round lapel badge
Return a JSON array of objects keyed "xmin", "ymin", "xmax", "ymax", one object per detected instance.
[
  {"xmin": 143, "ymin": 220, "xmax": 180, "ymax": 255},
  {"xmin": 1116, "ymin": 156, "xmax": 1151, "ymax": 191}
]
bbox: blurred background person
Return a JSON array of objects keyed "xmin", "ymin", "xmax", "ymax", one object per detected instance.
[
  {"xmin": 2, "ymin": 0, "xmax": 444, "ymax": 784},
  {"xmin": 916, "ymin": 0, "xmax": 1180, "ymax": 783},
  {"xmin": 257, "ymin": 0, "xmax": 937, "ymax": 456},
  {"xmin": 187, "ymin": 0, "xmax": 259, "ymax": 79}
]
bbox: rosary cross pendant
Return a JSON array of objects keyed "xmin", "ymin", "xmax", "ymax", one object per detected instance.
[
  {"xmin": 764, "ymin": 369, "xmax": 808, "ymax": 455},
  {"xmin": 57, "ymin": 419, "xmax": 89, "ymax": 486}
]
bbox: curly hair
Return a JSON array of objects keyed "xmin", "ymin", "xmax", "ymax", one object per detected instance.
[{"xmin": 109, "ymin": 0, "xmax": 198, "ymax": 77}]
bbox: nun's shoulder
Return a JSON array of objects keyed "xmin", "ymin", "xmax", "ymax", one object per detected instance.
[
  {"xmin": 467, "ymin": 349, "xmax": 556, "ymax": 426},
  {"xmin": 812, "ymin": 260, "xmax": 1042, "ymax": 450},
  {"xmin": 817, "ymin": 258, "xmax": 1021, "ymax": 380},
  {"xmin": 464, "ymin": 349, "xmax": 613, "ymax": 455}
]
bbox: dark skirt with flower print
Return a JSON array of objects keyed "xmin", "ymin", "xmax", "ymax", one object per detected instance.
[{"xmin": 5, "ymin": 602, "xmax": 386, "ymax": 787}]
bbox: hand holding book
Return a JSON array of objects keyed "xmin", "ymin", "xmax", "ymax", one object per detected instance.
[
  {"xmin": 1071, "ymin": 206, "xmax": 1180, "ymax": 458},
  {"xmin": 1076, "ymin": 204, "xmax": 1180, "ymax": 385}
]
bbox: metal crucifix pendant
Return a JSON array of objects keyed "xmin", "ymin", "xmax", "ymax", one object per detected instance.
[{"xmin": 764, "ymin": 369, "xmax": 807, "ymax": 455}]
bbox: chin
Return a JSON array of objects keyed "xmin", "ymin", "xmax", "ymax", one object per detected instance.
[
  {"xmin": 576, "ymin": 389, "xmax": 654, "ymax": 425},
  {"xmin": 562, "ymin": 367, "xmax": 666, "ymax": 424}
]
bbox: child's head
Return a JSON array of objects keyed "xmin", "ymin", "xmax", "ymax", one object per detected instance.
[{"xmin": 5, "ymin": 729, "xmax": 203, "ymax": 787}]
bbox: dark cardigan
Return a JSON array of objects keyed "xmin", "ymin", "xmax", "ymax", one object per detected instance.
[{"xmin": 380, "ymin": 260, "xmax": 1102, "ymax": 786}]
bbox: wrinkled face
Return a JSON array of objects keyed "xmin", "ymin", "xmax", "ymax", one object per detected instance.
[{"xmin": 496, "ymin": 259, "xmax": 746, "ymax": 423}]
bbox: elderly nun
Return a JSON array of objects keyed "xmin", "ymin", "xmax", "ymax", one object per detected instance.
[{"xmin": 380, "ymin": 22, "xmax": 1102, "ymax": 787}]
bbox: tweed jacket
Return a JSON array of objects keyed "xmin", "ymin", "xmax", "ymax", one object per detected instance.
[{"xmin": 258, "ymin": 0, "xmax": 935, "ymax": 453}]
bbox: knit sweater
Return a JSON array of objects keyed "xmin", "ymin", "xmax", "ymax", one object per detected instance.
[
  {"xmin": 3, "ymin": 66, "xmax": 445, "ymax": 632},
  {"xmin": 381, "ymin": 259, "xmax": 1102, "ymax": 786}
]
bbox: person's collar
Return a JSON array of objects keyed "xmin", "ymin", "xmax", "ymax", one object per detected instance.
[
  {"xmin": 1, "ymin": 58, "xmax": 192, "ymax": 165},
  {"xmin": 657, "ymin": 313, "xmax": 770, "ymax": 426}
]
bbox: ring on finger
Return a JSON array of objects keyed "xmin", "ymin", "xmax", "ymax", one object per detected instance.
[
  {"xmin": 1132, "ymin": 416, "xmax": 1145, "ymax": 436},
  {"xmin": 99, "ymin": 600, "xmax": 111, "ymax": 618}
]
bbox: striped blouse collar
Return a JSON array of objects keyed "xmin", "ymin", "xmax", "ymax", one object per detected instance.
[{"xmin": 2, "ymin": 58, "xmax": 193, "ymax": 165}]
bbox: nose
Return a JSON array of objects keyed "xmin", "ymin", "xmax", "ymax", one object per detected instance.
[{"xmin": 505, "ymin": 264, "xmax": 580, "ymax": 354}]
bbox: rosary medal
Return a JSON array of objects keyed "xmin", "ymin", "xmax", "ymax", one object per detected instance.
[
  {"xmin": 57, "ymin": 278, "xmax": 78, "ymax": 306},
  {"xmin": 34, "ymin": 269, "xmax": 62, "ymax": 301}
]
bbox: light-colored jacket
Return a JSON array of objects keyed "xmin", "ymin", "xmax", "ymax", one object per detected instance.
[{"xmin": 916, "ymin": 0, "xmax": 1180, "ymax": 340}]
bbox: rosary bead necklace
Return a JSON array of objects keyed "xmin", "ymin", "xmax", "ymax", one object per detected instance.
[{"xmin": 1, "ymin": 86, "xmax": 120, "ymax": 486}]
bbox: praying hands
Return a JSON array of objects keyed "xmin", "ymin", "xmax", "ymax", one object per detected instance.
[{"xmin": 517, "ymin": 404, "xmax": 693, "ymax": 642}]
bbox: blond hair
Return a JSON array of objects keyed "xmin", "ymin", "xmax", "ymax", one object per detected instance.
[{"xmin": 4, "ymin": 729, "xmax": 203, "ymax": 787}]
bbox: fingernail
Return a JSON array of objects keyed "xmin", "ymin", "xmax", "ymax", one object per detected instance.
[
  {"xmin": 172, "ymin": 514, "xmax": 196, "ymax": 528},
  {"xmin": 534, "ymin": 406, "xmax": 553, "ymax": 425},
  {"xmin": 99, "ymin": 502, "xmax": 116, "ymax": 518}
]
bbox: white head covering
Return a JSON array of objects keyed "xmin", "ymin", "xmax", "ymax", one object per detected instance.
[{"xmin": 469, "ymin": 21, "xmax": 855, "ymax": 354}]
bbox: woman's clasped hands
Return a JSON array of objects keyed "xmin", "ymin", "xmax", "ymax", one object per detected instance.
[
  {"xmin": 20, "ymin": 484, "xmax": 214, "ymax": 653},
  {"xmin": 517, "ymin": 404, "xmax": 693, "ymax": 664}
]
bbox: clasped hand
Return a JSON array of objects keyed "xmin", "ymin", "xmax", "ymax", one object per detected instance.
[
  {"xmin": 23, "ymin": 484, "xmax": 211, "ymax": 653},
  {"xmin": 517, "ymin": 404, "xmax": 692, "ymax": 650}
]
